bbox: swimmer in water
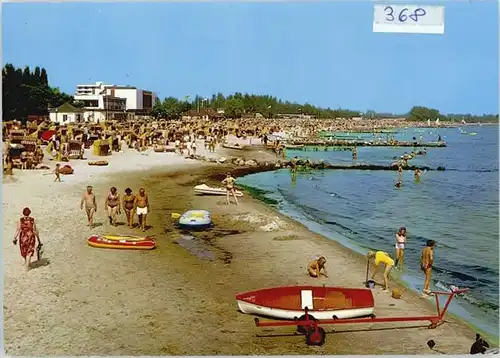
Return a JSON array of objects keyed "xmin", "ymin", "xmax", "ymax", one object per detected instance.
[
  {"xmin": 414, "ymin": 168, "xmax": 422, "ymax": 181},
  {"xmin": 395, "ymin": 180, "xmax": 402, "ymax": 188},
  {"xmin": 307, "ymin": 256, "xmax": 328, "ymax": 278},
  {"xmin": 290, "ymin": 156, "xmax": 298, "ymax": 174}
]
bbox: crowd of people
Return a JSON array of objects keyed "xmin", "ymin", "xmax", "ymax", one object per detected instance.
[
  {"xmin": 80, "ymin": 186, "xmax": 151, "ymax": 231},
  {"xmin": 307, "ymin": 226, "xmax": 436, "ymax": 298}
]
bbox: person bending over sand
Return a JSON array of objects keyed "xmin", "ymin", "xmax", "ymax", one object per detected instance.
[
  {"xmin": 81, "ymin": 186, "xmax": 97, "ymax": 227},
  {"xmin": 421, "ymin": 239, "xmax": 435, "ymax": 297},
  {"xmin": 105, "ymin": 187, "xmax": 121, "ymax": 226},
  {"xmin": 308, "ymin": 256, "xmax": 328, "ymax": 278},
  {"xmin": 134, "ymin": 188, "xmax": 150, "ymax": 232},
  {"xmin": 123, "ymin": 188, "xmax": 136, "ymax": 228},
  {"xmin": 222, "ymin": 172, "xmax": 239, "ymax": 206},
  {"xmin": 368, "ymin": 251, "xmax": 395, "ymax": 291}
]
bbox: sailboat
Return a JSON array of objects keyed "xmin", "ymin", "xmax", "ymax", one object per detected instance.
[
  {"xmin": 435, "ymin": 118, "xmax": 441, "ymax": 126},
  {"xmin": 427, "ymin": 119, "xmax": 431, "ymax": 127}
]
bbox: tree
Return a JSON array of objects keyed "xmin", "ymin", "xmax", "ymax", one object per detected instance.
[
  {"xmin": 163, "ymin": 97, "xmax": 181, "ymax": 119},
  {"xmin": 151, "ymin": 97, "xmax": 164, "ymax": 119},
  {"xmin": 225, "ymin": 98, "xmax": 244, "ymax": 118},
  {"xmin": 407, "ymin": 106, "xmax": 441, "ymax": 121},
  {"xmin": 2, "ymin": 63, "xmax": 76, "ymax": 122}
]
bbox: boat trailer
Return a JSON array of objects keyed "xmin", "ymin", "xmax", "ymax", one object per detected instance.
[{"xmin": 254, "ymin": 288, "xmax": 469, "ymax": 346}]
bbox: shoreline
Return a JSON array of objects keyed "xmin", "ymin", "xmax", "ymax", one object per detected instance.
[
  {"xmin": 235, "ymin": 176, "xmax": 499, "ymax": 344},
  {"xmin": 2, "ymin": 143, "xmax": 493, "ymax": 355}
]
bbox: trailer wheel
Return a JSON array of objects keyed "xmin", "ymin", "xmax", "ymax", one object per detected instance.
[
  {"xmin": 306, "ymin": 326, "xmax": 326, "ymax": 346},
  {"xmin": 297, "ymin": 314, "xmax": 316, "ymax": 334}
]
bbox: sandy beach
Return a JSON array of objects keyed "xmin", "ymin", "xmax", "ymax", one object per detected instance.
[{"xmin": 3, "ymin": 140, "xmax": 480, "ymax": 355}]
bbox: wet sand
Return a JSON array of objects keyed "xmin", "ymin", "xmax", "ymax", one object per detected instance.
[{"xmin": 2, "ymin": 148, "xmax": 479, "ymax": 355}]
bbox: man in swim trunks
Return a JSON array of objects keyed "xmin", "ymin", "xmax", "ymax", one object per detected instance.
[
  {"xmin": 80, "ymin": 186, "xmax": 97, "ymax": 227},
  {"xmin": 122, "ymin": 188, "xmax": 136, "ymax": 228},
  {"xmin": 134, "ymin": 188, "xmax": 150, "ymax": 232},
  {"xmin": 368, "ymin": 251, "xmax": 395, "ymax": 291},
  {"xmin": 307, "ymin": 256, "xmax": 328, "ymax": 278},
  {"xmin": 421, "ymin": 240, "xmax": 435, "ymax": 297}
]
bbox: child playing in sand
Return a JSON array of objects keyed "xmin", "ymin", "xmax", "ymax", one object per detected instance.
[{"xmin": 308, "ymin": 256, "xmax": 328, "ymax": 278}]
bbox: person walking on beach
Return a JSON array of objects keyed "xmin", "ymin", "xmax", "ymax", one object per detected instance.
[
  {"xmin": 122, "ymin": 188, "xmax": 136, "ymax": 228},
  {"xmin": 12, "ymin": 207, "xmax": 43, "ymax": 272},
  {"xmin": 395, "ymin": 227, "xmax": 407, "ymax": 270},
  {"xmin": 222, "ymin": 172, "xmax": 239, "ymax": 206},
  {"xmin": 308, "ymin": 256, "xmax": 328, "ymax": 278},
  {"xmin": 367, "ymin": 251, "xmax": 395, "ymax": 291},
  {"xmin": 81, "ymin": 186, "xmax": 97, "ymax": 227},
  {"xmin": 420, "ymin": 240, "xmax": 435, "ymax": 297},
  {"xmin": 54, "ymin": 163, "xmax": 61, "ymax": 182},
  {"xmin": 105, "ymin": 187, "xmax": 121, "ymax": 226},
  {"xmin": 134, "ymin": 188, "xmax": 150, "ymax": 232}
]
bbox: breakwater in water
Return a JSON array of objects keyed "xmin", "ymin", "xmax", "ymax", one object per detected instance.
[
  {"xmin": 200, "ymin": 155, "xmax": 444, "ymax": 177},
  {"xmin": 287, "ymin": 139, "xmax": 447, "ymax": 147}
]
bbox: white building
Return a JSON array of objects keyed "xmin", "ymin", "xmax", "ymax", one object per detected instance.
[
  {"xmin": 49, "ymin": 102, "xmax": 84, "ymax": 124},
  {"xmin": 74, "ymin": 82, "xmax": 157, "ymax": 118}
]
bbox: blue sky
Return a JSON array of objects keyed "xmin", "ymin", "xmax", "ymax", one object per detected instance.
[{"xmin": 2, "ymin": 1, "xmax": 498, "ymax": 114}]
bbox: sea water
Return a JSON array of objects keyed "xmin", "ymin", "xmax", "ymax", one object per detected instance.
[{"xmin": 238, "ymin": 126, "xmax": 499, "ymax": 338}]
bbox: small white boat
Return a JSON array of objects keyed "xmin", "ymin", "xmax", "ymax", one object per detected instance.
[
  {"xmin": 194, "ymin": 184, "xmax": 244, "ymax": 197},
  {"xmin": 236, "ymin": 286, "xmax": 375, "ymax": 320},
  {"xmin": 222, "ymin": 143, "xmax": 245, "ymax": 150}
]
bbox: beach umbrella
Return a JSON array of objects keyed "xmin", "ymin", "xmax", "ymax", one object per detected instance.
[{"xmin": 41, "ymin": 130, "xmax": 57, "ymax": 141}]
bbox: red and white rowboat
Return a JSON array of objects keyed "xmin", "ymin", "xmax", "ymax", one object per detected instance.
[
  {"xmin": 87, "ymin": 235, "xmax": 156, "ymax": 250},
  {"xmin": 236, "ymin": 286, "xmax": 374, "ymax": 320}
]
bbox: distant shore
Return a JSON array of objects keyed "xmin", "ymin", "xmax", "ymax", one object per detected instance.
[{"xmin": 3, "ymin": 139, "xmax": 487, "ymax": 355}]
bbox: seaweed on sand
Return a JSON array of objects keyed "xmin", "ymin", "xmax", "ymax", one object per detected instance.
[{"xmin": 236, "ymin": 183, "xmax": 279, "ymax": 207}]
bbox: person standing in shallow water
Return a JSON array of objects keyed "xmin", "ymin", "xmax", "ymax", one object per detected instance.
[
  {"xmin": 394, "ymin": 227, "xmax": 407, "ymax": 270},
  {"xmin": 122, "ymin": 188, "xmax": 136, "ymax": 228},
  {"xmin": 421, "ymin": 240, "xmax": 436, "ymax": 297},
  {"xmin": 12, "ymin": 207, "xmax": 43, "ymax": 271}
]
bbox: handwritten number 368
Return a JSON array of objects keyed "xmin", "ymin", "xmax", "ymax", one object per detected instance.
[{"xmin": 384, "ymin": 6, "xmax": 426, "ymax": 22}]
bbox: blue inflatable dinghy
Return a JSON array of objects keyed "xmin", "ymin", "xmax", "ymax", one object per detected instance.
[{"xmin": 179, "ymin": 210, "xmax": 212, "ymax": 230}]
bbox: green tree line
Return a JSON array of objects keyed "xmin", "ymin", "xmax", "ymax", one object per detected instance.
[
  {"xmin": 3, "ymin": 63, "xmax": 498, "ymax": 123},
  {"xmin": 2, "ymin": 63, "xmax": 78, "ymax": 122},
  {"xmin": 151, "ymin": 92, "xmax": 362, "ymax": 120},
  {"xmin": 406, "ymin": 106, "xmax": 498, "ymax": 123}
]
